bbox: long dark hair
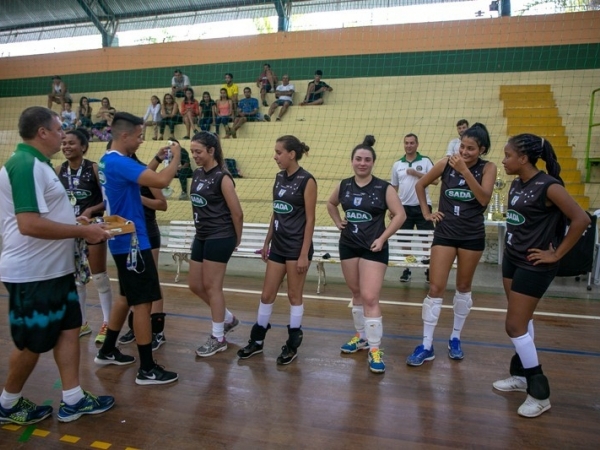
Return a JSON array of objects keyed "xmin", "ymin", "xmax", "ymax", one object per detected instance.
[
  {"xmin": 191, "ymin": 131, "xmax": 225, "ymax": 169},
  {"xmin": 276, "ymin": 135, "xmax": 310, "ymax": 161},
  {"xmin": 351, "ymin": 135, "xmax": 376, "ymax": 161},
  {"xmin": 508, "ymin": 133, "xmax": 563, "ymax": 185},
  {"xmin": 462, "ymin": 123, "xmax": 491, "ymax": 155}
]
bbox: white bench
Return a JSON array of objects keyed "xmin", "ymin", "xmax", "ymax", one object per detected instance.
[
  {"xmin": 312, "ymin": 228, "xmax": 434, "ymax": 294},
  {"xmin": 161, "ymin": 221, "xmax": 268, "ymax": 282}
]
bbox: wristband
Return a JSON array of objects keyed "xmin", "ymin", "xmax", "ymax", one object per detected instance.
[{"xmin": 154, "ymin": 155, "xmax": 163, "ymax": 163}]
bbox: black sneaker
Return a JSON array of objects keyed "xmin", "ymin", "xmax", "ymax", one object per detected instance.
[
  {"xmin": 264, "ymin": 114, "xmax": 271, "ymax": 122},
  {"xmin": 237, "ymin": 340, "xmax": 263, "ymax": 359},
  {"xmin": 94, "ymin": 348, "xmax": 136, "ymax": 366},
  {"xmin": 400, "ymin": 269, "xmax": 412, "ymax": 282},
  {"xmin": 118, "ymin": 329, "xmax": 135, "ymax": 345},
  {"xmin": 135, "ymin": 364, "xmax": 179, "ymax": 385},
  {"xmin": 276, "ymin": 345, "xmax": 297, "ymax": 365},
  {"xmin": 152, "ymin": 332, "xmax": 166, "ymax": 352}
]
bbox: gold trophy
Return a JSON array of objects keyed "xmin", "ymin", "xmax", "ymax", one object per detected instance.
[{"xmin": 489, "ymin": 177, "xmax": 506, "ymax": 221}]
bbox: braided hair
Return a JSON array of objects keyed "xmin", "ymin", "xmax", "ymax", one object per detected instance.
[{"xmin": 508, "ymin": 133, "xmax": 563, "ymax": 185}]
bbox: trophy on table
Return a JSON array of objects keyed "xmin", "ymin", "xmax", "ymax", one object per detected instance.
[{"xmin": 488, "ymin": 177, "xmax": 506, "ymax": 221}]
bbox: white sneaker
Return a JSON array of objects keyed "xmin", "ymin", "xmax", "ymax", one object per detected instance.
[
  {"xmin": 493, "ymin": 376, "xmax": 527, "ymax": 392},
  {"xmin": 517, "ymin": 395, "xmax": 551, "ymax": 417}
]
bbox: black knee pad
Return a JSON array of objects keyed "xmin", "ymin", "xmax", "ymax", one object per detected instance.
[
  {"xmin": 151, "ymin": 312, "xmax": 166, "ymax": 334},
  {"xmin": 286, "ymin": 325, "xmax": 303, "ymax": 350},
  {"xmin": 250, "ymin": 323, "xmax": 271, "ymax": 342},
  {"xmin": 509, "ymin": 353, "xmax": 525, "ymax": 377}
]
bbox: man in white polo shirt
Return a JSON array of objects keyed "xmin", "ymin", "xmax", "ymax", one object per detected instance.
[
  {"xmin": 264, "ymin": 74, "xmax": 295, "ymax": 122},
  {"xmin": 390, "ymin": 133, "xmax": 436, "ymax": 282}
]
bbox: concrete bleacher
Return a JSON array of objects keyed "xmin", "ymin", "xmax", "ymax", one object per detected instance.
[{"xmin": 1, "ymin": 70, "xmax": 599, "ymax": 225}]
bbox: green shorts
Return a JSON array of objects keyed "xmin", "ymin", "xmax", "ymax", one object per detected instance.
[{"xmin": 4, "ymin": 273, "xmax": 81, "ymax": 353}]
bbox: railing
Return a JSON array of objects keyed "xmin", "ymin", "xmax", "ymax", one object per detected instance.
[{"xmin": 585, "ymin": 87, "xmax": 600, "ymax": 182}]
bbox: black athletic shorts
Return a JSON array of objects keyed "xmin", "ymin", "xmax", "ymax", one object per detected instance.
[
  {"xmin": 191, "ymin": 236, "xmax": 236, "ymax": 263},
  {"xmin": 432, "ymin": 236, "xmax": 485, "ymax": 252},
  {"xmin": 4, "ymin": 273, "xmax": 81, "ymax": 353},
  {"xmin": 502, "ymin": 257, "xmax": 558, "ymax": 298},
  {"xmin": 400, "ymin": 205, "xmax": 434, "ymax": 231},
  {"xmin": 113, "ymin": 249, "xmax": 162, "ymax": 306},
  {"xmin": 148, "ymin": 234, "xmax": 161, "ymax": 250},
  {"xmin": 339, "ymin": 242, "xmax": 389, "ymax": 265},
  {"xmin": 269, "ymin": 248, "xmax": 314, "ymax": 264}
]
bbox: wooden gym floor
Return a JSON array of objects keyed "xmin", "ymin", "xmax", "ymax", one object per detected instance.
[{"xmin": 0, "ymin": 265, "xmax": 599, "ymax": 449}]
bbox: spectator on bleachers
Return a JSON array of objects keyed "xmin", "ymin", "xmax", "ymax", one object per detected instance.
[
  {"xmin": 198, "ymin": 92, "xmax": 216, "ymax": 132},
  {"xmin": 230, "ymin": 87, "xmax": 259, "ymax": 139},
  {"xmin": 215, "ymin": 88, "xmax": 234, "ymax": 138},
  {"xmin": 264, "ymin": 75, "xmax": 295, "ymax": 122},
  {"xmin": 92, "ymin": 107, "xmax": 115, "ymax": 142},
  {"xmin": 61, "ymin": 101, "xmax": 77, "ymax": 130},
  {"xmin": 47, "ymin": 75, "xmax": 72, "ymax": 111},
  {"xmin": 76, "ymin": 96, "xmax": 93, "ymax": 130},
  {"xmin": 142, "ymin": 95, "xmax": 161, "ymax": 141},
  {"xmin": 300, "ymin": 70, "xmax": 333, "ymax": 106},
  {"xmin": 256, "ymin": 63, "xmax": 278, "ymax": 107},
  {"xmin": 446, "ymin": 119, "xmax": 470, "ymax": 157},
  {"xmin": 171, "ymin": 69, "xmax": 191, "ymax": 98},
  {"xmin": 159, "ymin": 93, "xmax": 181, "ymax": 140},
  {"xmin": 222, "ymin": 73, "xmax": 239, "ymax": 113},
  {"xmin": 180, "ymin": 88, "xmax": 200, "ymax": 140},
  {"xmin": 92, "ymin": 97, "xmax": 113, "ymax": 130}
]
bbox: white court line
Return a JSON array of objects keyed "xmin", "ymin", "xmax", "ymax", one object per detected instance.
[{"xmin": 144, "ymin": 279, "xmax": 600, "ymax": 322}]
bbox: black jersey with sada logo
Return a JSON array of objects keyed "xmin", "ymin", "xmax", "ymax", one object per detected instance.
[
  {"xmin": 190, "ymin": 165, "xmax": 235, "ymax": 240},
  {"xmin": 271, "ymin": 167, "xmax": 315, "ymax": 258},
  {"xmin": 58, "ymin": 159, "xmax": 103, "ymax": 217},
  {"xmin": 338, "ymin": 176, "xmax": 389, "ymax": 250},
  {"xmin": 436, "ymin": 158, "xmax": 488, "ymax": 240},
  {"xmin": 505, "ymin": 171, "xmax": 562, "ymax": 271}
]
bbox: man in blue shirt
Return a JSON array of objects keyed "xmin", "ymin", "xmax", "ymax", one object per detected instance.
[
  {"xmin": 95, "ymin": 112, "xmax": 182, "ymax": 386},
  {"xmin": 230, "ymin": 87, "xmax": 259, "ymax": 139}
]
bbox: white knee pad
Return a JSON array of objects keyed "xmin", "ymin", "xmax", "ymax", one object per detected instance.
[
  {"xmin": 92, "ymin": 272, "xmax": 111, "ymax": 294},
  {"xmin": 422, "ymin": 296, "xmax": 443, "ymax": 325},
  {"xmin": 364, "ymin": 317, "xmax": 383, "ymax": 348},
  {"xmin": 352, "ymin": 305, "xmax": 365, "ymax": 332},
  {"xmin": 453, "ymin": 291, "xmax": 473, "ymax": 317}
]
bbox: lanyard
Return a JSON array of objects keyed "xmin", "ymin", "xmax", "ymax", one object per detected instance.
[
  {"xmin": 67, "ymin": 164, "xmax": 84, "ymax": 192},
  {"xmin": 126, "ymin": 232, "xmax": 145, "ymax": 274}
]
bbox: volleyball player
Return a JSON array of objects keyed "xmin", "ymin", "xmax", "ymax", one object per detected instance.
[
  {"xmin": 328, "ymin": 135, "xmax": 405, "ymax": 373},
  {"xmin": 493, "ymin": 134, "xmax": 589, "ymax": 417},
  {"xmin": 237, "ymin": 135, "xmax": 316, "ymax": 365},
  {"xmin": 187, "ymin": 132, "xmax": 244, "ymax": 357},
  {"xmin": 406, "ymin": 123, "xmax": 497, "ymax": 366},
  {"xmin": 57, "ymin": 129, "xmax": 112, "ymax": 343}
]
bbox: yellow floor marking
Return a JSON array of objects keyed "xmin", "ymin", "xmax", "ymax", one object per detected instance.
[
  {"xmin": 91, "ymin": 441, "xmax": 112, "ymax": 449},
  {"xmin": 2, "ymin": 424, "xmax": 21, "ymax": 431},
  {"xmin": 32, "ymin": 429, "xmax": 50, "ymax": 437},
  {"xmin": 60, "ymin": 434, "xmax": 81, "ymax": 443}
]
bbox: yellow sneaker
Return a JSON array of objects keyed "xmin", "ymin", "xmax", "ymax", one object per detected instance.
[
  {"xmin": 94, "ymin": 322, "xmax": 108, "ymax": 344},
  {"xmin": 79, "ymin": 322, "xmax": 92, "ymax": 338}
]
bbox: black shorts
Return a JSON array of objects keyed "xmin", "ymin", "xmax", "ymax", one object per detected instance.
[
  {"xmin": 191, "ymin": 236, "xmax": 236, "ymax": 263},
  {"xmin": 502, "ymin": 257, "xmax": 558, "ymax": 298},
  {"xmin": 339, "ymin": 242, "xmax": 389, "ymax": 265},
  {"xmin": 148, "ymin": 234, "xmax": 161, "ymax": 250},
  {"xmin": 401, "ymin": 205, "xmax": 434, "ymax": 231},
  {"xmin": 113, "ymin": 249, "xmax": 162, "ymax": 306},
  {"xmin": 4, "ymin": 274, "xmax": 81, "ymax": 353},
  {"xmin": 269, "ymin": 248, "xmax": 314, "ymax": 264},
  {"xmin": 432, "ymin": 236, "xmax": 485, "ymax": 251}
]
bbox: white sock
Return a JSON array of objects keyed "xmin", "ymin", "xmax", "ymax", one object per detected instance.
[
  {"xmin": 511, "ymin": 333, "xmax": 539, "ymax": 369},
  {"xmin": 257, "ymin": 300, "xmax": 273, "ymax": 328},
  {"xmin": 423, "ymin": 297, "xmax": 443, "ymax": 350},
  {"xmin": 528, "ymin": 319, "xmax": 534, "ymax": 342},
  {"xmin": 290, "ymin": 304, "xmax": 304, "ymax": 329},
  {"xmin": 92, "ymin": 272, "xmax": 113, "ymax": 323},
  {"xmin": 224, "ymin": 309, "xmax": 234, "ymax": 324},
  {"xmin": 352, "ymin": 305, "xmax": 366, "ymax": 340},
  {"xmin": 62, "ymin": 386, "xmax": 84, "ymax": 406},
  {"xmin": 450, "ymin": 291, "xmax": 472, "ymax": 340},
  {"xmin": 212, "ymin": 322, "xmax": 225, "ymax": 341},
  {"xmin": 0, "ymin": 389, "xmax": 22, "ymax": 410},
  {"xmin": 76, "ymin": 284, "xmax": 87, "ymax": 323},
  {"xmin": 365, "ymin": 317, "xmax": 383, "ymax": 349}
]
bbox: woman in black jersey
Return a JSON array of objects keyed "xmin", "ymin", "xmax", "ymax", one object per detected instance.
[
  {"xmin": 328, "ymin": 135, "xmax": 405, "ymax": 374},
  {"xmin": 117, "ymin": 149, "xmax": 168, "ymax": 352},
  {"xmin": 188, "ymin": 132, "xmax": 244, "ymax": 358},
  {"xmin": 57, "ymin": 129, "xmax": 112, "ymax": 344},
  {"xmin": 407, "ymin": 123, "xmax": 497, "ymax": 367},
  {"xmin": 237, "ymin": 135, "xmax": 317, "ymax": 365},
  {"xmin": 493, "ymin": 134, "xmax": 589, "ymax": 418}
]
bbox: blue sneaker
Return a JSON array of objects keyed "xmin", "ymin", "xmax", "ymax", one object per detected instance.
[
  {"xmin": 448, "ymin": 338, "xmax": 464, "ymax": 360},
  {"xmin": 57, "ymin": 391, "xmax": 115, "ymax": 423},
  {"xmin": 0, "ymin": 397, "xmax": 53, "ymax": 425},
  {"xmin": 340, "ymin": 335, "xmax": 369, "ymax": 354},
  {"xmin": 406, "ymin": 345, "xmax": 435, "ymax": 366},
  {"xmin": 368, "ymin": 349, "xmax": 385, "ymax": 373}
]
